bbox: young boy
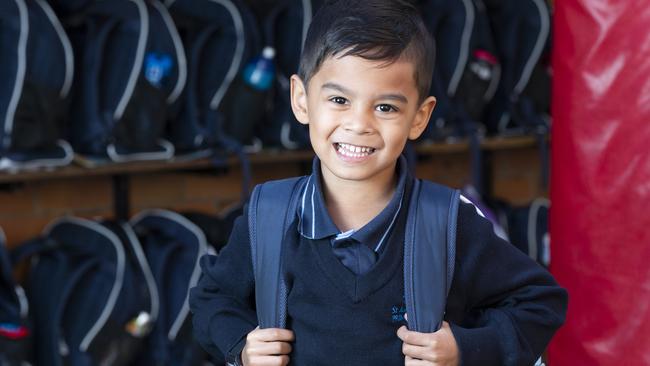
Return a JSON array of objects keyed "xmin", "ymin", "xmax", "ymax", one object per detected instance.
[{"xmin": 190, "ymin": 1, "xmax": 568, "ymax": 365}]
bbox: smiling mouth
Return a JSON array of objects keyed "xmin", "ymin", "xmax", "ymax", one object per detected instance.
[{"xmin": 334, "ymin": 142, "xmax": 376, "ymax": 158}]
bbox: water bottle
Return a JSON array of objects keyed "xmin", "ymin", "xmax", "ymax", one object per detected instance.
[{"xmin": 242, "ymin": 46, "xmax": 276, "ymax": 91}]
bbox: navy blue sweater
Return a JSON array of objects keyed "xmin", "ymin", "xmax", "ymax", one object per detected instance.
[{"xmin": 189, "ymin": 180, "xmax": 568, "ymax": 365}]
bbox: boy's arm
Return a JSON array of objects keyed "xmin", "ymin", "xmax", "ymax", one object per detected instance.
[
  {"xmin": 189, "ymin": 213, "xmax": 258, "ymax": 362},
  {"xmin": 445, "ymin": 202, "xmax": 568, "ymax": 366}
]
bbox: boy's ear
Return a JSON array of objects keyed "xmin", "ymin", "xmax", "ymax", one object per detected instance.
[
  {"xmin": 290, "ymin": 74, "xmax": 309, "ymax": 125},
  {"xmin": 408, "ymin": 96, "xmax": 436, "ymax": 140}
]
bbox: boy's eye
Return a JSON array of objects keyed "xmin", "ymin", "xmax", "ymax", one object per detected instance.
[
  {"xmin": 376, "ymin": 104, "xmax": 397, "ymax": 113},
  {"xmin": 329, "ymin": 96, "xmax": 348, "ymax": 105}
]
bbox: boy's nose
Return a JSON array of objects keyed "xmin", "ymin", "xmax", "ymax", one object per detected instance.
[{"xmin": 342, "ymin": 108, "xmax": 374, "ymax": 134}]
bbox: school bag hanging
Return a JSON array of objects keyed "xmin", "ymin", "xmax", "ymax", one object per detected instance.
[
  {"xmin": 0, "ymin": 228, "xmax": 33, "ymax": 366},
  {"xmin": 256, "ymin": 0, "xmax": 323, "ymax": 150},
  {"xmin": 163, "ymin": 0, "xmax": 261, "ymax": 159},
  {"xmin": 64, "ymin": 0, "xmax": 185, "ymax": 164},
  {"xmin": 483, "ymin": 0, "xmax": 551, "ymax": 136},
  {"xmin": 418, "ymin": 0, "xmax": 472, "ymax": 141},
  {"xmin": 418, "ymin": 0, "xmax": 499, "ymax": 142},
  {"xmin": 246, "ymin": 177, "xmax": 459, "ymax": 333},
  {"xmin": 10, "ymin": 217, "xmax": 158, "ymax": 366},
  {"xmin": 130, "ymin": 209, "xmax": 215, "ymax": 365},
  {"xmin": 494, "ymin": 148, "xmax": 551, "ymax": 269},
  {"xmin": 496, "ymin": 197, "xmax": 550, "ymax": 267},
  {"xmin": 454, "ymin": 0, "xmax": 500, "ymax": 127},
  {"xmin": 182, "ymin": 211, "xmax": 237, "ymax": 254},
  {"xmin": 0, "ymin": 0, "xmax": 74, "ymax": 171}
]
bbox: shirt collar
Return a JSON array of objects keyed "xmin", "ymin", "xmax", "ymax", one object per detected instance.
[
  {"xmin": 297, "ymin": 158, "xmax": 341, "ymax": 240},
  {"xmin": 297, "ymin": 155, "xmax": 410, "ymax": 252}
]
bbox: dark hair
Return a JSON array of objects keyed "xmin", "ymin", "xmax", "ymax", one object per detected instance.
[{"xmin": 298, "ymin": 0, "xmax": 434, "ymax": 102}]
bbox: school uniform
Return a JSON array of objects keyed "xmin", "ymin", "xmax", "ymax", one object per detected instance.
[{"xmin": 190, "ymin": 156, "xmax": 567, "ymax": 365}]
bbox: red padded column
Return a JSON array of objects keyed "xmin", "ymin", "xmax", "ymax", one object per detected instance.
[{"xmin": 549, "ymin": 1, "xmax": 650, "ymax": 364}]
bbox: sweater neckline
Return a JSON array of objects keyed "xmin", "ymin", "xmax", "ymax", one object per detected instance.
[{"xmin": 310, "ymin": 227, "xmax": 404, "ymax": 303}]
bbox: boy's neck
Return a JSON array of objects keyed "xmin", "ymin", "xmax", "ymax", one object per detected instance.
[{"xmin": 320, "ymin": 163, "xmax": 398, "ymax": 233}]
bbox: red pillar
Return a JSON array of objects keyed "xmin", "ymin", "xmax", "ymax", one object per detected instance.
[{"xmin": 549, "ymin": 1, "xmax": 650, "ymax": 364}]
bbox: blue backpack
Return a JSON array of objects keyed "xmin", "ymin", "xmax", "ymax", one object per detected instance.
[
  {"xmin": 496, "ymin": 197, "xmax": 550, "ymax": 268},
  {"xmin": 0, "ymin": 0, "xmax": 74, "ymax": 170},
  {"xmin": 454, "ymin": 0, "xmax": 500, "ymax": 126},
  {"xmin": 483, "ymin": 0, "xmax": 551, "ymax": 136},
  {"xmin": 257, "ymin": 0, "xmax": 323, "ymax": 150},
  {"xmin": 419, "ymin": 0, "xmax": 499, "ymax": 142},
  {"xmin": 248, "ymin": 177, "xmax": 460, "ymax": 333},
  {"xmin": 164, "ymin": 0, "xmax": 261, "ymax": 158},
  {"xmin": 11, "ymin": 218, "xmax": 158, "ymax": 366},
  {"xmin": 130, "ymin": 209, "xmax": 214, "ymax": 365},
  {"xmin": 0, "ymin": 228, "xmax": 33, "ymax": 365},
  {"xmin": 64, "ymin": 0, "xmax": 185, "ymax": 163}
]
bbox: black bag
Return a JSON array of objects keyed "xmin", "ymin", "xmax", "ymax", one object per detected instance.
[
  {"xmin": 0, "ymin": 0, "xmax": 74, "ymax": 170},
  {"xmin": 419, "ymin": 0, "xmax": 470, "ymax": 141},
  {"xmin": 65, "ymin": 0, "xmax": 184, "ymax": 163},
  {"xmin": 497, "ymin": 197, "xmax": 551, "ymax": 267},
  {"xmin": 0, "ymin": 228, "xmax": 32, "ymax": 366},
  {"xmin": 182, "ymin": 210, "xmax": 239, "ymax": 254},
  {"xmin": 454, "ymin": 0, "xmax": 500, "ymax": 125},
  {"xmin": 483, "ymin": 0, "xmax": 551, "ymax": 136},
  {"xmin": 12, "ymin": 218, "xmax": 157, "ymax": 366},
  {"xmin": 419, "ymin": 0, "xmax": 499, "ymax": 141},
  {"xmin": 130, "ymin": 209, "xmax": 215, "ymax": 365},
  {"xmin": 165, "ymin": 0, "xmax": 261, "ymax": 158},
  {"xmin": 256, "ymin": 0, "xmax": 323, "ymax": 150}
]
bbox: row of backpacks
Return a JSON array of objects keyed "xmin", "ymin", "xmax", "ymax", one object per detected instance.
[
  {"xmin": 0, "ymin": 0, "xmax": 552, "ymax": 171},
  {"xmin": 420, "ymin": 0, "xmax": 552, "ymax": 142},
  {"xmin": 0, "ymin": 207, "xmax": 240, "ymax": 365},
  {"xmin": 0, "ymin": 0, "xmax": 311, "ymax": 171},
  {"xmin": 0, "ymin": 204, "xmax": 550, "ymax": 366}
]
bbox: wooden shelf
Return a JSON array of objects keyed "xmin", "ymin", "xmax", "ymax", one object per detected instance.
[
  {"xmin": 0, "ymin": 135, "xmax": 540, "ymax": 184},
  {"xmin": 481, "ymin": 135, "xmax": 541, "ymax": 151}
]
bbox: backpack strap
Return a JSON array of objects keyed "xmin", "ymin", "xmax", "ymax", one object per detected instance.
[
  {"xmin": 2, "ymin": 0, "xmax": 28, "ymax": 152},
  {"xmin": 9, "ymin": 236, "xmax": 57, "ymax": 267},
  {"xmin": 404, "ymin": 179, "xmax": 460, "ymax": 333},
  {"xmin": 150, "ymin": 0, "xmax": 187, "ymax": 104},
  {"xmin": 185, "ymin": 24, "xmax": 219, "ymax": 143},
  {"xmin": 113, "ymin": 0, "xmax": 149, "ymax": 122},
  {"xmin": 208, "ymin": 0, "xmax": 246, "ymax": 111},
  {"xmin": 527, "ymin": 197, "xmax": 550, "ymax": 264},
  {"xmin": 248, "ymin": 176, "xmax": 307, "ymax": 329},
  {"xmin": 84, "ymin": 17, "xmax": 120, "ymax": 140},
  {"xmin": 249, "ymin": 176, "xmax": 459, "ymax": 332},
  {"xmin": 34, "ymin": 0, "xmax": 74, "ymax": 99}
]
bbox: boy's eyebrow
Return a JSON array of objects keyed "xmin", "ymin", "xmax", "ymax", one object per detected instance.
[
  {"xmin": 322, "ymin": 82, "xmax": 354, "ymax": 96},
  {"xmin": 376, "ymin": 93, "xmax": 408, "ymax": 104},
  {"xmin": 322, "ymin": 82, "xmax": 409, "ymax": 104}
]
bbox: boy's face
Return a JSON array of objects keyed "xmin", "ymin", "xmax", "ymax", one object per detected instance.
[{"xmin": 290, "ymin": 55, "xmax": 436, "ymax": 185}]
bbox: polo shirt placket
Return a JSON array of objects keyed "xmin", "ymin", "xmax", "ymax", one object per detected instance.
[{"xmin": 296, "ymin": 156, "xmax": 409, "ymax": 275}]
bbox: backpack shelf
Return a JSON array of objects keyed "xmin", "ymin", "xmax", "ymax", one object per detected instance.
[
  {"xmin": 0, "ymin": 135, "xmax": 541, "ymax": 184},
  {"xmin": 0, "ymin": 135, "xmax": 543, "ymax": 222}
]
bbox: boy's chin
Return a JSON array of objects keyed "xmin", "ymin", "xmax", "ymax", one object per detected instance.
[{"xmin": 319, "ymin": 159, "xmax": 397, "ymax": 184}]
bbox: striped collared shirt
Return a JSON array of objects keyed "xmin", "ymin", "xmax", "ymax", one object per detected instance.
[{"xmin": 296, "ymin": 156, "xmax": 410, "ymax": 274}]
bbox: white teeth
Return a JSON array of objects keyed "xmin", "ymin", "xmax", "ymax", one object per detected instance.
[{"xmin": 336, "ymin": 143, "xmax": 374, "ymax": 158}]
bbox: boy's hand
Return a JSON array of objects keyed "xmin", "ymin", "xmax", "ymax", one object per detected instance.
[
  {"xmin": 241, "ymin": 327, "xmax": 294, "ymax": 366},
  {"xmin": 397, "ymin": 321, "xmax": 459, "ymax": 366}
]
